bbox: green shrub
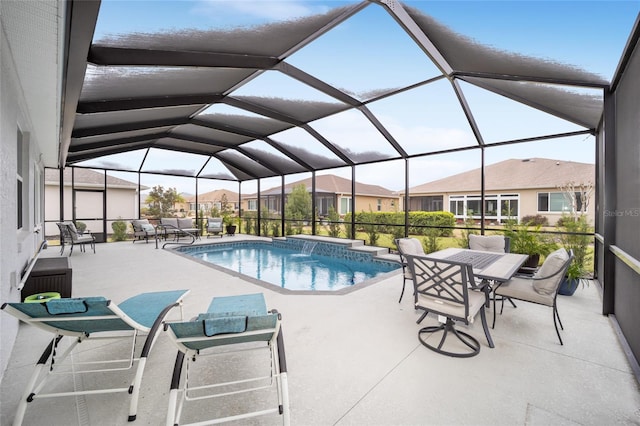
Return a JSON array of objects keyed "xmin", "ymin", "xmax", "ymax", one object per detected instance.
[
  {"xmin": 111, "ymin": 220, "xmax": 128, "ymax": 241},
  {"xmin": 75, "ymin": 221, "xmax": 87, "ymax": 233},
  {"xmin": 326, "ymin": 206, "xmax": 341, "ymax": 238},
  {"xmin": 521, "ymin": 214, "xmax": 549, "ymax": 226},
  {"xmin": 271, "ymin": 221, "xmax": 280, "ymax": 237},
  {"xmin": 362, "ymin": 209, "xmax": 379, "ymax": 246}
]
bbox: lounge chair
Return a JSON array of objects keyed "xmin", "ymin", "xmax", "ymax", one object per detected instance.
[
  {"xmin": 165, "ymin": 293, "xmax": 290, "ymax": 426},
  {"xmin": 131, "ymin": 219, "xmax": 157, "ymax": 243},
  {"xmin": 159, "ymin": 217, "xmax": 179, "ymax": 240},
  {"xmin": 206, "ymin": 217, "xmax": 223, "ymax": 238},
  {"xmin": 1, "ymin": 289, "xmax": 190, "ymax": 425},
  {"xmin": 56, "ymin": 221, "xmax": 95, "ymax": 256},
  {"xmin": 177, "ymin": 218, "xmax": 199, "ymax": 240}
]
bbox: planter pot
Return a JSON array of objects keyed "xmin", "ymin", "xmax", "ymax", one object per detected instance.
[
  {"xmin": 517, "ymin": 254, "xmax": 540, "ymax": 274},
  {"xmin": 558, "ymin": 277, "xmax": 580, "ymax": 296},
  {"xmin": 225, "ymin": 225, "xmax": 236, "ymax": 236},
  {"xmin": 523, "ymin": 254, "xmax": 540, "ymax": 268}
]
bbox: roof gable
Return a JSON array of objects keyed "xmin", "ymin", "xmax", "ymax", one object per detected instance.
[{"xmin": 408, "ymin": 158, "xmax": 594, "ymax": 193}]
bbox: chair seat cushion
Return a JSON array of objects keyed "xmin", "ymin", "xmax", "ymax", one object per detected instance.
[
  {"xmin": 495, "ymin": 277, "xmax": 554, "ymax": 306},
  {"xmin": 416, "ymin": 289, "xmax": 485, "ymax": 323},
  {"xmin": 75, "ymin": 235, "xmax": 94, "ymax": 243}
]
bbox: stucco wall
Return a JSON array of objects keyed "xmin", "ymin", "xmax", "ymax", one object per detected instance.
[
  {"xmin": 0, "ymin": 0, "xmax": 60, "ymax": 381},
  {"xmin": 44, "ymin": 185, "xmax": 139, "ymax": 237},
  {"xmin": 0, "ymin": 28, "xmax": 43, "ymax": 381}
]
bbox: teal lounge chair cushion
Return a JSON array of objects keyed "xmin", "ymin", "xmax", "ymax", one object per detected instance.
[{"xmin": 206, "ymin": 293, "xmax": 267, "ymax": 317}]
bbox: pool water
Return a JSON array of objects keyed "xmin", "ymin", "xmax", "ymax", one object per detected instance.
[{"xmin": 181, "ymin": 241, "xmax": 400, "ymax": 292}]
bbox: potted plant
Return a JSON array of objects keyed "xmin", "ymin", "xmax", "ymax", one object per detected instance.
[
  {"xmin": 557, "ymin": 214, "xmax": 592, "ymax": 295},
  {"xmin": 504, "ymin": 221, "xmax": 556, "ymax": 270},
  {"xmin": 224, "ymin": 215, "xmax": 236, "ymax": 236}
]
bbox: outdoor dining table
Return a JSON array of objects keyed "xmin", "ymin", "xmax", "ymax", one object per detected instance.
[{"xmin": 425, "ymin": 247, "xmax": 529, "ymax": 283}]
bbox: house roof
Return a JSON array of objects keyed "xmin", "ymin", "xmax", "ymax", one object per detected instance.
[
  {"xmin": 407, "ymin": 158, "xmax": 594, "ymax": 194},
  {"xmin": 244, "ymin": 174, "xmax": 396, "ymax": 198},
  {"xmin": 44, "ymin": 167, "xmax": 143, "ymax": 189},
  {"xmin": 184, "ymin": 189, "xmax": 239, "ymax": 203}
]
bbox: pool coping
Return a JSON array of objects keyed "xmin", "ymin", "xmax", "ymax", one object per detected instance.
[{"xmin": 166, "ymin": 235, "xmax": 403, "ymax": 295}]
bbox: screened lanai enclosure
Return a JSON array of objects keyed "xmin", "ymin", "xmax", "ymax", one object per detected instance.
[
  {"xmin": 48, "ymin": 0, "xmax": 618, "ymax": 243},
  {"xmin": 34, "ymin": 0, "xmax": 640, "ymax": 384}
]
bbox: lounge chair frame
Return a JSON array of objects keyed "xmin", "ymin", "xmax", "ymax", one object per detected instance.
[
  {"xmin": 165, "ymin": 294, "xmax": 290, "ymax": 426},
  {"xmin": 1, "ymin": 290, "xmax": 189, "ymax": 425}
]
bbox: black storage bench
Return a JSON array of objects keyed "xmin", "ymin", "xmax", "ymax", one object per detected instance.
[{"xmin": 22, "ymin": 257, "xmax": 73, "ymax": 301}]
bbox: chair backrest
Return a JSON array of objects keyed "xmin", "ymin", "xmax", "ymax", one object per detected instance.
[
  {"xmin": 531, "ymin": 248, "xmax": 574, "ymax": 296},
  {"xmin": 178, "ymin": 218, "xmax": 194, "ymax": 230},
  {"xmin": 65, "ymin": 222, "xmax": 83, "ymax": 240},
  {"xmin": 131, "ymin": 219, "xmax": 148, "ymax": 232},
  {"xmin": 469, "ymin": 234, "xmax": 510, "ymax": 253},
  {"xmin": 132, "ymin": 219, "xmax": 155, "ymax": 233},
  {"xmin": 396, "ymin": 238, "xmax": 425, "ymax": 259},
  {"xmin": 208, "ymin": 217, "xmax": 223, "ymax": 230},
  {"xmin": 406, "ymin": 254, "xmax": 475, "ymax": 323},
  {"xmin": 56, "ymin": 222, "xmax": 73, "ymax": 244},
  {"xmin": 161, "ymin": 217, "xmax": 178, "ymax": 228}
]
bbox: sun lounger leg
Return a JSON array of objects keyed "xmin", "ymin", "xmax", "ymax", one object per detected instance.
[
  {"xmin": 128, "ymin": 301, "xmax": 184, "ymax": 422},
  {"xmin": 275, "ymin": 327, "xmax": 290, "ymax": 426},
  {"xmin": 12, "ymin": 337, "xmax": 61, "ymax": 426},
  {"xmin": 166, "ymin": 352, "xmax": 185, "ymax": 426}
]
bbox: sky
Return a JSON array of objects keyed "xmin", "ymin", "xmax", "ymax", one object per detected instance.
[{"xmin": 89, "ymin": 0, "xmax": 640, "ymax": 194}]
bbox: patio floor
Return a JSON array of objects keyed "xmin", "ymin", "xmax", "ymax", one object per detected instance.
[{"xmin": 2, "ymin": 236, "xmax": 639, "ymax": 425}]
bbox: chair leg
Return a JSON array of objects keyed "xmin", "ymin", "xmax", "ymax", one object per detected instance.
[
  {"xmin": 479, "ymin": 308, "xmax": 494, "ymax": 348},
  {"xmin": 553, "ymin": 305, "xmax": 564, "ymax": 345},
  {"xmin": 416, "ymin": 310, "xmax": 428, "ymax": 324},
  {"xmin": 418, "ymin": 318, "xmax": 481, "ymax": 358},
  {"xmin": 398, "ymin": 278, "xmax": 406, "ymax": 303}
]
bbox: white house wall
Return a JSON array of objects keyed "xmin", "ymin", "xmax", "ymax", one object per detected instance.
[
  {"xmin": 0, "ymin": 0, "xmax": 62, "ymax": 381},
  {"xmin": 44, "ymin": 184, "xmax": 140, "ymax": 237}
]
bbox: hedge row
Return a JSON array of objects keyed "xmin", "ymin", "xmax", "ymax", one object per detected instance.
[{"xmin": 345, "ymin": 211, "xmax": 455, "ymax": 237}]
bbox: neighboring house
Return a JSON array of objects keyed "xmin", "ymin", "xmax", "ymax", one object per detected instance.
[
  {"xmin": 242, "ymin": 174, "xmax": 398, "ymax": 217},
  {"xmin": 401, "ymin": 158, "xmax": 595, "ymax": 225},
  {"xmin": 44, "ymin": 168, "xmax": 145, "ymax": 238},
  {"xmin": 177, "ymin": 189, "xmax": 240, "ymax": 217}
]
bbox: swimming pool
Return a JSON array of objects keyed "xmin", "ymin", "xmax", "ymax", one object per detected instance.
[{"xmin": 177, "ymin": 239, "xmax": 401, "ymax": 293}]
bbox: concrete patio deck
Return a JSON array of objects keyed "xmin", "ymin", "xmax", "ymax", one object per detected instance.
[{"xmin": 2, "ymin": 236, "xmax": 639, "ymax": 425}]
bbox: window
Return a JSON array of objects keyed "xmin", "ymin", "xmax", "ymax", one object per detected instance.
[
  {"xmin": 450, "ymin": 198, "xmax": 464, "ymax": 215},
  {"xmin": 450, "ymin": 194, "xmax": 519, "ymax": 221},
  {"xmin": 377, "ymin": 199, "xmax": 382, "ymax": 211},
  {"xmin": 466, "ymin": 199, "xmax": 481, "ymax": 216},
  {"xmin": 538, "ymin": 192, "xmax": 583, "ymax": 213},
  {"xmin": 247, "ymin": 199, "xmax": 257, "ymax": 211},
  {"xmin": 17, "ymin": 129, "xmax": 24, "ymax": 230},
  {"xmin": 340, "ymin": 197, "xmax": 351, "ymax": 215},
  {"xmin": 501, "ymin": 199, "xmax": 519, "ymax": 218}
]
